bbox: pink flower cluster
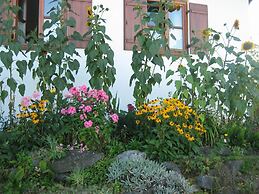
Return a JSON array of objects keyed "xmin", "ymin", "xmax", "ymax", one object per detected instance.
[
  {"xmin": 61, "ymin": 106, "xmax": 77, "ymax": 115},
  {"xmin": 60, "ymin": 85, "xmax": 119, "ymax": 133},
  {"xmin": 66, "ymin": 85, "xmax": 109, "ymax": 102},
  {"xmin": 20, "ymin": 91, "xmax": 42, "ymax": 107}
]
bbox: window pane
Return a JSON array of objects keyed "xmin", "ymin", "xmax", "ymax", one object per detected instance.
[
  {"xmin": 147, "ymin": 4, "xmax": 159, "ymax": 27},
  {"xmin": 169, "ymin": 7, "xmax": 182, "ymax": 27},
  {"xmin": 44, "ymin": 0, "xmax": 59, "ymax": 16},
  {"xmin": 169, "ymin": 28, "xmax": 183, "ymax": 49}
]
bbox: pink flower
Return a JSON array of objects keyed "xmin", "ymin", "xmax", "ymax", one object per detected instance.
[
  {"xmin": 64, "ymin": 93, "xmax": 73, "ymax": 98},
  {"xmin": 110, "ymin": 113, "xmax": 119, "ymax": 123},
  {"xmin": 98, "ymin": 90, "xmax": 109, "ymax": 102},
  {"xmin": 61, "ymin": 108, "xmax": 67, "ymax": 115},
  {"xmin": 69, "ymin": 86, "xmax": 79, "ymax": 96},
  {"xmin": 67, "ymin": 106, "xmax": 76, "ymax": 115},
  {"xmin": 79, "ymin": 85, "xmax": 88, "ymax": 93},
  {"xmin": 32, "ymin": 91, "xmax": 41, "ymax": 100},
  {"xmin": 127, "ymin": 104, "xmax": 135, "ymax": 112},
  {"xmin": 80, "ymin": 114, "xmax": 85, "ymax": 120},
  {"xmin": 84, "ymin": 120, "xmax": 93, "ymax": 128},
  {"xmin": 21, "ymin": 96, "xmax": 31, "ymax": 107},
  {"xmin": 88, "ymin": 89, "xmax": 98, "ymax": 99},
  {"xmin": 84, "ymin": 105, "xmax": 92, "ymax": 113}
]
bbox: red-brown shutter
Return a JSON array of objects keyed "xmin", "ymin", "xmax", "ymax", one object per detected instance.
[
  {"xmin": 124, "ymin": 0, "xmax": 147, "ymax": 50},
  {"xmin": 189, "ymin": 3, "xmax": 208, "ymax": 49},
  {"xmin": 66, "ymin": 0, "xmax": 92, "ymax": 48},
  {"xmin": 38, "ymin": 0, "xmax": 44, "ymax": 36}
]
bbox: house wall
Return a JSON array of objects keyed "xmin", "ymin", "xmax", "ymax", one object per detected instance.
[{"xmin": 0, "ymin": 0, "xmax": 251, "ymax": 117}]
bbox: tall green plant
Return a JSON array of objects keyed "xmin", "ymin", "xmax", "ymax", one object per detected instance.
[
  {"xmin": 28, "ymin": 0, "xmax": 82, "ymax": 109},
  {"xmin": 167, "ymin": 23, "xmax": 259, "ymax": 122},
  {"xmin": 0, "ymin": 1, "xmax": 26, "ymax": 124},
  {"xmin": 85, "ymin": 5, "xmax": 116, "ymax": 96},
  {"xmin": 130, "ymin": 0, "xmax": 175, "ymax": 104}
]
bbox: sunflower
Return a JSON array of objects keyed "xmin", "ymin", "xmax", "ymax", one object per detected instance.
[
  {"xmin": 233, "ymin": 19, "xmax": 239, "ymax": 30},
  {"xmin": 241, "ymin": 41, "xmax": 255, "ymax": 51},
  {"xmin": 202, "ymin": 28, "xmax": 211, "ymax": 39}
]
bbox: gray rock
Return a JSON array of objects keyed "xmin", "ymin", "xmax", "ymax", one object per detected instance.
[
  {"xmin": 196, "ymin": 175, "xmax": 215, "ymax": 190},
  {"xmin": 116, "ymin": 150, "xmax": 146, "ymax": 162},
  {"xmin": 51, "ymin": 150, "xmax": 104, "ymax": 174},
  {"xmin": 218, "ymin": 147, "xmax": 231, "ymax": 156},
  {"xmin": 162, "ymin": 161, "xmax": 181, "ymax": 174},
  {"xmin": 224, "ymin": 160, "xmax": 243, "ymax": 176}
]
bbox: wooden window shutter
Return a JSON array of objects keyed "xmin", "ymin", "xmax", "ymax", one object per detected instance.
[
  {"xmin": 67, "ymin": 0, "xmax": 92, "ymax": 48},
  {"xmin": 38, "ymin": 0, "xmax": 44, "ymax": 36},
  {"xmin": 189, "ymin": 3, "xmax": 208, "ymax": 51},
  {"xmin": 124, "ymin": 0, "xmax": 147, "ymax": 50}
]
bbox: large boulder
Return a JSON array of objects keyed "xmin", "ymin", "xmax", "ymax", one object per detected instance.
[
  {"xmin": 116, "ymin": 150, "xmax": 146, "ymax": 162},
  {"xmin": 162, "ymin": 161, "xmax": 181, "ymax": 174},
  {"xmin": 196, "ymin": 175, "xmax": 215, "ymax": 190},
  {"xmin": 51, "ymin": 150, "xmax": 104, "ymax": 181}
]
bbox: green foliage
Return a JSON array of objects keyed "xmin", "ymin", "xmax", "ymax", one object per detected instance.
[
  {"xmin": 85, "ymin": 5, "xmax": 116, "ymax": 95},
  {"xmin": 3, "ymin": 152, "xmax": 53, "ymax": 193},
  {"xmin": 202, "ymin": 113, "xmax": 220, "ymax": 146},
  {"xmin": 130, "ymin": 0, "xmax": 174, "ymax": 104},
  {"xmin": 46, "ymin": 136, "xmax": 66, "ymax": 160},
  {"xmin": 227, "ymin": 123, "xmax": 248, "ymax": 147},
  {"xmin": 28, "ymin": 1, "xmax": 81, "ymax": 109},
  {"xmin": 167, "ymin": 26, "xmax": 259, "ymax": 122},
  {"xmin": 108, "ymin": 157, "xmax": 194, "ymax": 193},
  {"xmin": 68, "ymin": 157, "xmax": 113, "ymax": 187},
  {"xmin": 246, "ymin": 130, "xmax": 259, "ymax": 150},
  {"xmin": 83, "ymin": 157, "xmax": 114, "ymax": 186},
  {"xmin": 0, "ymin": 1, "xmax": 24, "ymax": 123}
]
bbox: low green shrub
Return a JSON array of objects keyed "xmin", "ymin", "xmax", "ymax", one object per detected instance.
[{"xmin": 108, "ymin": 158, "xmax": 194, "ymax": 193}]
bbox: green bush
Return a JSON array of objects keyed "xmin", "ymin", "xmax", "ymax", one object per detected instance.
[
  {"xmin": 227, "ymin": 124, "xmax": 248, "ymax": 147},
  {"xmin": 108, "ymin": 158, "xmax": 194, "ymax": 193},
  {"xmin": 246, "ymin": 130, "xmax": 259, "ymax": 150}
]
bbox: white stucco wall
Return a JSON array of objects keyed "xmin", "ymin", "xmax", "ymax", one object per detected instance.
[{"xmin": 0, "ymin": 0, "xmax": 253, "ymax": 117}]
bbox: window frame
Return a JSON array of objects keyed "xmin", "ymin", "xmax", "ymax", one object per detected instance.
[
  {"xmin": 14, "ymin": 0, "xmax": 44, "ymax": 49},
  {"xmin": 147, "ymin": 0, "xmax": 188, "ymax": 55}
]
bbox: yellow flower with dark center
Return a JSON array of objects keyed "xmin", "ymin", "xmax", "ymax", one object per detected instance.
[
  {"xmin": 135, "ymin": 111, "xmax": 142, "ymax": 116},
  {"xmin": 182, "ymin": 123, "xmax": 187, "ymax": 128},
  {"xmin": 29, "ymin": 104, "xmax": 37, "ymax": 109},
  {"xmin": 169, "ymin": 121, "xmax": 174, "ymax": 126},
  {"xmin": 155, "ymin": 118, "xmax": 161, "ymax": 123},
  {"xmin": 173, "ymin": 112, "xmax": 178, "ymax": 117},
  {"xmin": 178, "ymin": 129, "xmax": 184, "ymax": 135},
  {"xmin": 21, "ymin": 106, "xmax": 27, "ymax": 111},
  {"xmin": 32, "ymin": 119, "xmax": 40, "ymax": 124},
  {"xmin": 163, "ymin": 114, "xmax": 170, "ymax": 119},
  {"xmin": 241, "ymin": 41, "xmax": 255, "ymax": 51},
  {"xmin": 188, "ymin": 125, "xmax": 193, "ymax": 129},
  {"xmin": 185, "ymin": 133, "xmax": 190, "ymax": 139},
  {"xmin": 136, "ymin": 120, "xmax": 140, "ymax": 125},
  {"xmin": 202, "ymin": 28, "xmax": 211, "ymax": 39},
  {"xmin": 188, "ymin": 136, "xmax": 195, "ymax": 142},
  {"xmin": 233, "ymin": 19, "xmax": 239, "ymax": 30}
]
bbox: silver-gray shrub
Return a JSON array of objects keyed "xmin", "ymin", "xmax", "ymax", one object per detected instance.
[{"xmin": 107, "ymin": 158, "xmax": 194, "ymax": 193}]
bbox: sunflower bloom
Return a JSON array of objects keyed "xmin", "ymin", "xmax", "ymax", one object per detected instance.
[{"xmin": 241, "ymin": 41, "xmax": 255, "ymax": 51}]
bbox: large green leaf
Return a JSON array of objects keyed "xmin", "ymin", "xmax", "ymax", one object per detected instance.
[{"xmin": 7, "ymin": 78, "xmax": 17, "ymax": 92}]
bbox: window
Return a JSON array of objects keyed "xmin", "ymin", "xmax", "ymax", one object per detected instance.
[
  {"xmin": 1, "ymin": 0, "xmax": 92, "ymax": 48},
  {"xmin": 124, "ymin": 0, "xmax": 208, "ymax": 53}
]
